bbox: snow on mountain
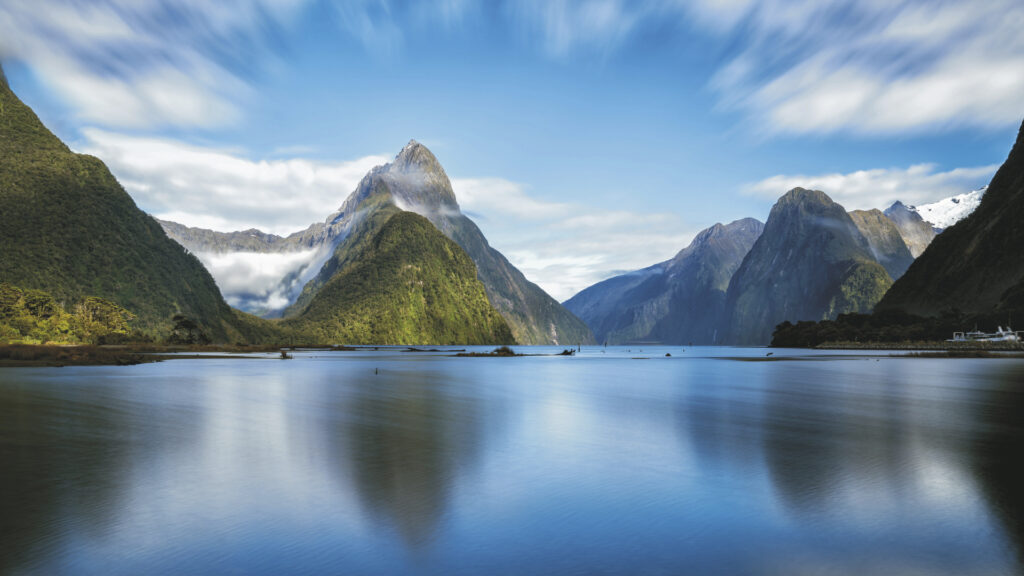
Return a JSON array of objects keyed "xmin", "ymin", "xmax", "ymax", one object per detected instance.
[{"xmin": 908, "ymin": 186, "xmax": 986, "ymax": 231}]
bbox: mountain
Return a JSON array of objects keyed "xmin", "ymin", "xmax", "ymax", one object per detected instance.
[
  {"xmin": 564, "ymin": 218, "xmax": 763, "ymax": 344},
  {"xmin": 883, "ymin": 201, "xmax": 937, "ymax": 258},
  {"xmin": 848, "ymin": 209, "xmax": 915, "ymax": 281},
  {"xmin": 724, "ymin": 188, "xmax": 893, "ymax": 345},
  {"xmin": 282, "ymin": 211, "xmax": 514, "ymax": 345},
  {"xmin": 877, "ymin": 122, "xmax": 1024, "ymax": 318},
  {"xmin": 909, "ymin": 187, "xmax": 986, "ymax": 232},
  {"xmin": 271, "ymin": 141, "xmax": 591, "ymax": 345},
  {"xmin": 0, "ymin": 64, "xmax": 260, "ymax": 341}
]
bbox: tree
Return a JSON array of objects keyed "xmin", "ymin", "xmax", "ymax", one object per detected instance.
[
  {"xmin": 167, "ymin": 314, "xmax": 211, "ymax": 345},
  {"xmin": 76, "ymin": 296, "xmax": 135, "ymax": 334}
]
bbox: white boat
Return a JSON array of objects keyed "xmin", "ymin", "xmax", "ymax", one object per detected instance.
[{"xmin": 948, "ymin": 326, "xmax": 1022, "ymax": 343}]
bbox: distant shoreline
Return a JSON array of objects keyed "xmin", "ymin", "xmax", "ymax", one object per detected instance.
[{"xmin": 810, "ymin": 341, "xmax": 1024, "ymax": 351}]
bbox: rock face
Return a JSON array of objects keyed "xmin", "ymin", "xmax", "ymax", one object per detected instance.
[
  {"xmin": 564, "ymin": 218, "xmax": 763, "ymax": 344},
  {"xmin": 883, "ymin": 201, "xmax": 937, "ymax": 258},
  {"xmin": 284, "ymin": 141, "xmax": 594, "ymax": 345},
  {"xmin": 848, "ymin": 209, "xmax": 915, "ymax": 281},
  {"xmin": 877, "ymin": 122, "xmax": 1024, "ymax": 318},
  {"xmin": 0, "ymin": 64, "xmax": 250, "ymax": 340},
  {"xmin": 282, "ymin": 211, "xmax": 514, "ymax": 345},
  {"xmin": 724, "ymin": 188, "xmax": 893, "ymax": 345}
]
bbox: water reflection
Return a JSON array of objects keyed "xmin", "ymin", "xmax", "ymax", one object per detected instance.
[
  {"xmin": 970, "ymin": 365, "xmax": 1024, "ymax": 568},
  {"xmin": 0, "ymin": 354, "xmax": 1021, "ymax": 574},
  {"xmin": 760, "ymin": 367, "xmax": 917, "ymax": 515},
  {"xmin": 0, "ymin": 380, "xmax": 122, "ymax": 572},
  {"xmin": 676, "ymin": 359, "xmax": 1023, "ymax": 573},
  {"xmin": 0, "ymin": 370, "xmax": 204, "ymax": 573},
  {"xmin": 332, "ymin": 369, "xmax": 485, "ymax": 547}
]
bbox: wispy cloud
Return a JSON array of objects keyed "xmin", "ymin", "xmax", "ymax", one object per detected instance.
[
  {"xmin": 79, "ymin": 129, "xmax": 389, "ymax": 235},
  {"xmin": 502, "ymin": 0, "xmax": 1024, "ymax": 134},
  {"xmin": 0, "ymin": 0, "xmax": 307, "ymax": 128},
  {"xmin": 452, "ymin": 177, "xmax": 697, "ymax": 301},
  {"xmin": 743, "ymin": 163, "xmax": 998, "ymax": 210},
  {"xmin": 505, "ymin": 0, "xmax": 647, "ymax": 59},
  {"xmin": 704, "ymin": 0, "xmax": 1024, "ymax": 135}
]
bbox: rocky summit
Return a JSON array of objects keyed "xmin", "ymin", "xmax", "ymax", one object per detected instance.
[{"xmin": 724, "ymin": 188, "xmax": 892, "ymax": 345}]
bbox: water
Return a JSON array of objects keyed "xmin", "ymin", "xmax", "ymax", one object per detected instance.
[{"xmin": 1, "ymin": 346, "xmax": 1022, "ymax": 575}]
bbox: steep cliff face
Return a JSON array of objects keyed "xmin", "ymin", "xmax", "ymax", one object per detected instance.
[
  {"xmin": 877, "ymin": 121, "xmax": 1024, "ymax": 317},
  {"xmin": 564, "ymin": 218, "xmax": 763, "ymax": 344},
  {"xmin": 883, "ymin": 201, "xmax": 937, "ymax": 258},
  {"xmin": 724, "ymin": 188, "xmax": 892, "ymax": 345},
  {"xmin": 848, "ymin": 209, "xmax": 915, "ymax": 281}
]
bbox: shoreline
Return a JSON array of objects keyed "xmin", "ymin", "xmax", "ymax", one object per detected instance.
[{"xmin": 810, "ymin": 341, "xmax": 1024, "ymax": 351}]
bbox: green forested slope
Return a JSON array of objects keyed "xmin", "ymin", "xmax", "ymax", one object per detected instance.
[
  {"xmin": 284, "ymin": 211, "xmax": 514, "ymax": 345},
  {"xmin": 0, "ymin": 65, "xmax": 259, "ymax": 340}
]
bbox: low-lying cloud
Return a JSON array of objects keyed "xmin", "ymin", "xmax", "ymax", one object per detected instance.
[{"xmin": 197, "ymin": 249, "xmax": 324, "ymax": 313}]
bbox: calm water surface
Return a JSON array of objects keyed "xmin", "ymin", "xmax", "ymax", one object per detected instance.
[{"xmin": 1, "ymin": 347, "xmax": 1022, "ymax": 575}]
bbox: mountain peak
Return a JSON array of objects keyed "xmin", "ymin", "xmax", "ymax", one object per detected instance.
[
  {"xmin": 392, "ymin": 139, "xmax": 442, "ymax": 174},
  {"xmin": 779, "ymin": 187, "xmax": 831, "ymax": 205},
  {"xmin": 0, "ymin": 63, "xmax": 7, "ymax": 90}
]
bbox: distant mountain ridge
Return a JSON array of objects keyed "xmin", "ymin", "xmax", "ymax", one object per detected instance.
[
  {"xmin": 564, "ymin": 218, "xmax": 763, "ymax": 344},
  {"xmin": 883, "ymin": 201, "xmax": 937, "ymax": 258},
  {"xmin": 848, "ymin": 209, "xmax": 915, "ymax": 281}
]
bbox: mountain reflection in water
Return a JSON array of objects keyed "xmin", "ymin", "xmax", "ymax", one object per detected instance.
[{"xmin": 0, "ymin": 348, "xmax": 1020, "ymax": 574}]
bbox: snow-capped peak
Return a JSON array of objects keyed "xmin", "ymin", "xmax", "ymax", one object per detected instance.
[{"xmin": 908, "ymin": 186, "xmax": 986, "ymax": 231}]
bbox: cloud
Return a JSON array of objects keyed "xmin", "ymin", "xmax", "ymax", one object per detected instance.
[
  {"xmin": 506, "ymin": 0, "xmax": 648, "ymax": 58},
  {"xmin": 743, "ymin": 163, "xmax": 998, "ymax": 210},
  {"xmin": 452, "ymin": 178, "xmax": 697, "ymax": 301},
  {"xmin": 198, "ymin": 249, "xmax": 323, "ymax": 312},
  {"xmin": 79, "ymin": 129, "xmax": 389, "ymax": 235},
  {"xmin": 502, "ymin": 0, "xmax": 1024, "ymax": 133},
  {"xmin": 704, "ymin": 0, "xmax": 1024, "ymax": 135},
  {"xmin": 0, "ymin": 0, "xmax": 307, "ymax": 128},
  {"xmin": 453, "ymin": 178, "xmax": 573, "ymax": 219}
]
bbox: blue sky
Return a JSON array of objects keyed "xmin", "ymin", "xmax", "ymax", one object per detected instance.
[{"xmin": 1, "ymin": 0, "xmax": 1022, "ymax": 300}]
